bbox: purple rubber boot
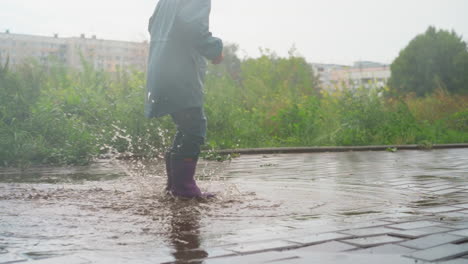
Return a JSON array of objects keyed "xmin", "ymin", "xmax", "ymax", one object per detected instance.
[
  {"xmin": 164, "ymin": 152, "xmax": 172, "ymax": 194},
  {"xmin": 170, "ymin": 156, "xmax": 215, "ymax": 199}
]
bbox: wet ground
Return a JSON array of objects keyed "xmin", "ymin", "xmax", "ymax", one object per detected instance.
[{"xmin": 1, "ymin": 148, "xmax": 468, "ymax": 263}]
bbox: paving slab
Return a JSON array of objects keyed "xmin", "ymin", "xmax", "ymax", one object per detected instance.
[
  {"xmin": 339, "ymin": 220, "xmax": 392, "ymax": 230},
  {"xmin": 389, "ymin": 220, "xmax": 441, "ymax": 230},
  {"xmin": 434, "ymin": 189, "xmax": 462, "ymax": 195},
  {"xmin": 226, "ymin": 240, "xmax": 299, "ymax": 254},
  {"xmin": 405, "ymin": 243, "xmax": 468, "ymax": 262},
  {"xmin": 437, "ymin": 259, "xmax": 468, "ymax": 264},
  {"xmin": 419, "ymin": 206, "xmax": 463, "ymax": 214},
  {"xmin": 378, "ymin": 212, "xmax": 419, "ymax": 222},
  {"xmin": 349, "ymin": 244, "xmax": 415, "ymax": 255},
  {"xmin": 423, "ymin": 182, "xmax": 453, "ymax": 188},
  {"xmin": 442, "ymin": 212, "xmax": 468, "ymax": 218},
  {"xmin": 0, "ymin": 253, "xmax": 27, "ymax": 263},
  {"xmin": 27, "ymin": 256, "xmax": 90, "ymax": 264},
  {"xmin": 389, "ymin": 226, "xmax": 454, "ymax": 239},
  {"xmin": 286, "ymin": 232, "xmax": 351, "ymax": 245},
  {"xmin": 341, "ymin": 227, "xmax": 398, "ymax": 237},
  {"xmin": 342, "ymin": 235, "xmax": 405, "ymax": 248},
  {"xmin": 441, "ymin": 223, "xmax": 468, "ymax": 230},
  {"xmin": 264, "ymin": 252, "xmax": 417, "ymax": 264},
  {"xmin": 204, "ymin": 251, "xmax": 300, "ymax": 264},
  {"xmin": 294, "ymin": 241, "xmax": 356, "ymax": 253},
  {"xmin": 400, "ymin": 233, "xmax": 466, "ymax": 250},
  {"xmin": 379, "ymin": 215, "xmax": 428, "ymax": 224},
  {"xmin": 449, "ymin": 229, "xmax": 468, "ymax": 237},
  {"xmin": 389, "ymin": 181, "xmax": 418, "ymax": 186},
  {"xmin": 204, "ymin": 248, "xmax": 238, "ymax": 258},
  {"xmin": 426, "ymin": 185, "xmax": 457, "ymax": 192}
]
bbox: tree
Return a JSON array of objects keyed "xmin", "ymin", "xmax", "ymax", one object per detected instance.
[{"xmin": 389, "ymin": 26, "xmax": 468, "ymax": 96}]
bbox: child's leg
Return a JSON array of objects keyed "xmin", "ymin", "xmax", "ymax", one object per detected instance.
[
  {"xmin": 170, "ymin": 107, "xmax": 207, "ymax": 159},
  {"xmin": 168, "ymin": 107, "xmax": 213, "ymax": 198}
]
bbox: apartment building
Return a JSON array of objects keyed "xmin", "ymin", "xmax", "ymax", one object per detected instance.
[
  {"xmin": 0, "ymin": 30, "xmax": 148, "ymax": 72},
  {"xmin": 312, "ymin": 61, "xmax": 391, "ymax": 90},
  {"xmin": 311, "ymin": 63, "xmax": 347, "ymax": 88},
  {"xmin": 331, "ymin": 61, "xmax": 391, "ymax": 89}
]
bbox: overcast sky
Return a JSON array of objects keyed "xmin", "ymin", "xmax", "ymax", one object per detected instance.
[{"xmin": 1, "ymin": 0, "xmax": 467, "ymax": 65}]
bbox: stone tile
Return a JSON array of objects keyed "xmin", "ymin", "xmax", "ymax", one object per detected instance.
[
  {"xmin": 341, "ymin": 227, "xmax": 398, "ymax": 237},
  {"xmin": 427, "ymin": 185, "xmax": 456, "ymax": 192},
  {"xmin": 434, "ymin": 189, "xmax": 462, "ymax": 195},
  {"xmin": 437, "ymin": 259, "xmax": 468, "ymax": 264},
  {"xmin": 0, "ymin": 253, "xmax": 27, "ymax": 263},
  {"xmin": 378, "ymin": 212, "xmax": 416, "ymax": 220},
  {"xmin": 286, "ymin": 232, "xmax": 351, "ymax": 245},
  {"xmin": 449, "ymin": 229, "xmax": 468, "ymax": 237},
  {"xmin": 95, "ymin": 255, "xmax": 172, "ymax": 264},
  {"xmin": 349, "ymin": 244, "xmax": 415, "ymax": 255},
  {"xmin": 400, "ymin": 233, "xmax": 466, "ymax": 250},
  {"xmin": 205, "ymin": 248, "xmax": 237, "ymax": 258},
  {"xmin": 389, "ymin": 180, "xmax": 418, "ymax": 186},
  {"xmin": 266, "ymin": 252, "xmax": 417, "ymax": 264},
  {"xmin": 387, "ymin": 178, "xmax": 409, "ymax": 183},
  {"xmin": 405, "ymin": 243, "xmax": 468, "ymax": 262},
  {"xmin": 440, "ymin": 223, "xmax": 468, "ymax": 231},
  {"xmin": 196, "ymin": 251, "xmax": 299, "ymax": 264},
  {"xmin": 342, "ymin": 235, "xmax": 404, "ymax": 248},
  {"xmin": 285, "ymin": 222, "xmax": 339, "ymax": 233},
  {"xmin": 419, "ymin": 206, "xmax": 462, "ymax": 214},
  {"xmin": 423, "ymin": 182, "xmax": 453, "ymax": 188},
  {"xmin": 27, "ymin": 256, "xmax": 91, "ymax": 264},
  {"xmin": 442, "ymin": 212, "xmax": 468, "ymax": 218},
  {"xmin": 380, "ymin": 215, "xmax": 426, "ymax": 224},
  {"xmin": 226, "ymin": 240, "xmax": 298, "ymax": 254},
  {"xmin": 399, "ymin": 184, "xmax": 421, "ymax": 190},
  {"xmin": 389, "ymin": 220, "xmax": 441, "ymax": 230},
  {"xmin": 295, "ymin": 241, "xmax": 356, "ymax": 253},
  {"xmin": 389, "ymin": 226, "xmax": 453, "ymax": 239},
  {"xmin": 223, "ymin": 234, "xmax": 289, "ymax": 244},
  {"xmin": 339, "ymin": 220, "xmax": 391, "ymax": 230},
  {"xmin": 454, "ymin": 204, "xmax": 468, "ymax": 209}
]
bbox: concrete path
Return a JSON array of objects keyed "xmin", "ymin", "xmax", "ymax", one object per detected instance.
[{"xmin": 1, "ymin": 148, "xmax": 468, "ymax": 263}]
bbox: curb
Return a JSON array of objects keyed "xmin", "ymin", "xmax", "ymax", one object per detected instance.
[{"xmin": 213, "ymin": 144, "xmax": 468, "ymax": 155}]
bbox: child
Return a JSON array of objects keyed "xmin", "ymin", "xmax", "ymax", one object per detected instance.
[{"xmin": 145, "ymin": 0, "xmax": 224, "ymax": 198}]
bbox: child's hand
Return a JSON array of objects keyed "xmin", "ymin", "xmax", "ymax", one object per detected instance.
[{"xmin": 211, "ymin": 53, "xmax": 224, "ymax": 65}]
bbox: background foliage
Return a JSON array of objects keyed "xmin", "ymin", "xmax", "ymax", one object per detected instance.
[
  {"xmin": 1, "ymin": 29, "xmax": 468, "ymax": 167},
  {"xmin": 389, "ymin": 26, "xmax": 468, "ymax": 96}
]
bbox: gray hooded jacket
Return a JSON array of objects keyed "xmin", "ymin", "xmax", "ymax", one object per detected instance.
[{"xmin": 145, "ymin": 0, "xmax": 223, "ymax": 118}]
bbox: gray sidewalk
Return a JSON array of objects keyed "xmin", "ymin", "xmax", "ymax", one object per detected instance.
[{"xmin": 1, "ymin": 148, "xmax": 468, "ymax": 263}]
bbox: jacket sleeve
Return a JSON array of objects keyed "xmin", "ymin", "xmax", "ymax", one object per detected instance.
[{"xmin": 177, "ymin": 0, "xmax": 223, "ymax": 60}]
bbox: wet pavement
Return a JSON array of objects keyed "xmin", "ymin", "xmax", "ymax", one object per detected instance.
[{"xmin": 1, "ymin": 148, "xmax": 468, "ymax": 263}]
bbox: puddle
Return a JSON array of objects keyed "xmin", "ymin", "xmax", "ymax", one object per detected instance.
[
  {"xmin": 0, "ymin": 148, "xmax": 467, "ymax": 262},
  {"xmin": 0, "ymin": 160, "xmax": 125, "ymax": 184}
]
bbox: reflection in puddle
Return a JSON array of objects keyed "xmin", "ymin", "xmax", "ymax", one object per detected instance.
[
  {"xmin": 168, "ymin": 202, "xmax": 208, "ymax": 263},
  {"xmin": 0, "ymin": 148, "xmax": 467, "ymax": 261}
]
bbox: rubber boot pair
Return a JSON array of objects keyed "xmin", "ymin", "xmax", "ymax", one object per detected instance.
[{"xmin": 165, "ymin": 152, "xmax": 214, "ymax": 199}]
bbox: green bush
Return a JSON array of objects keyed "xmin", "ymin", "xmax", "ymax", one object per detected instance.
[{"xmin": 1, "ymin": 48, "xmax": 467, "ymax": 167}]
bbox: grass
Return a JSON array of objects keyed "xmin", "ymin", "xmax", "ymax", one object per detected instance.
[{"xmin": 0, "ymin": 53, "xmax": 467, "ymax": 167}]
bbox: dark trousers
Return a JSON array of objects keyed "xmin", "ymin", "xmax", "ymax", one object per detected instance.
[{"xmin": 170, "ymin": 107, "xmax": 207, "ymax": 158}]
